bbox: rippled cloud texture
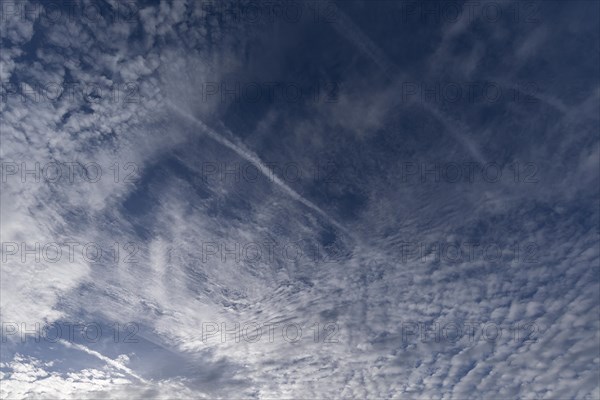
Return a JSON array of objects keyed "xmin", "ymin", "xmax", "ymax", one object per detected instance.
[{"xmin": 1, "ymin": 0, "xmax": 599, "ymax": 398}]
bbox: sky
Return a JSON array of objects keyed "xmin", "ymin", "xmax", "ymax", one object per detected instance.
[{"xmin": 0, "ymin": 0, "xmax": 599, "ymax": 398}]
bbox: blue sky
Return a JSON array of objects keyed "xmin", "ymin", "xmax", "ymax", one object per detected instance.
[{"xmin": 1, "ymin": 0, "xmax": 599, "ymax": 398}]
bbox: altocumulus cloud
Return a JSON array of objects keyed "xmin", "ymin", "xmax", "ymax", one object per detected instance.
[{"xmin": 0, "ymin": 0, "xmax": 599, "ymax": 399}]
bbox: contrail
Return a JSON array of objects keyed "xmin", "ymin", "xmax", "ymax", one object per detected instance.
[
  {"xmin": 330, "ymin": 5, "xmax": 398, "ymax": 76},
  {"xmin": 60, "ymin": 340, "xmax": 148, "ymax": 383},
  {"xmin": 166, "ymin": 102, "xmax": 353, "ymax": 239},
  {"xmin": 329, "ymin": 1, "xmax": 488, "ymax": 165}
]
